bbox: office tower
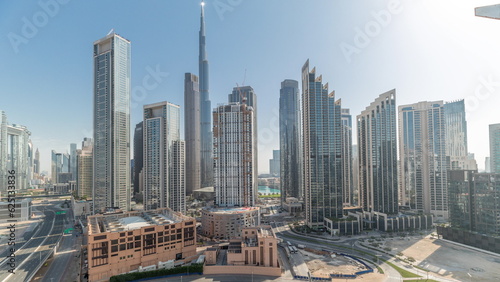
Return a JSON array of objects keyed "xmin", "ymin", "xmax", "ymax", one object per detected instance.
[
  {"xmin": 6, "ymin": 124, "xmax": 31, "ymax": 190},
  {"xmin": 352, "ymin": 144, "xmax": 359, "ymax": 205},
  {"xmin": 341, "ymin": 107, "xmax": 353, "ymax": 205},
  {"xmin": 34, "ymin": 148, "xmax": 40, "ymax": 174},
  {"xmin": 399, "ymin": 101, "xmax": 448, "ymax": 219},
  {"xmin": 93, "ymin": 33, "xmax": 131, "ymax": 213},
  {"xmin": 70, "ymin": 143, "xmax": 77, "ymax": 181},
  {"xmin": 184, "ymin": 73, "xmax": 201, "ymax": 195},
  {"xmin": 486, "ymin": 157, "xmax": 491, "ymax": 173},
  {"xmin": 143, "ymin": 102, "xmax": 185, "ymax": 213},
  {"xmin": 301, "ymin": 60, "xmax": 343, "ymax": 228},
  {"xmin": 490, "ymin": 124, "xmax": 500, "ymax": 173},
  {"xmin": 78, "ymin": 138, "xmax": 93, "ymax": 199},
  {"xmin": 213, "ymin": 103, "xmax": 256, "ymax": 207},
  {"xmin": 444, "ymin": 100, "xmax": 476, "ymax": 170},
  {"xmin": 279, "ymin": 79, "xmax": 302, "ymax": 205},
  {"xmin": 199, "ymin": 1, "xmax": 213, "ymax": 189},
  {"xmin": 269, "ymin": 150, "xmax": 280, "ymax": 177},
  {"xmin": 27, "ymin": 141, "xmax": 33, "ymax": 185},
  {"xmin": 133, "ymin": 121, "xmax": 143, "ymax": 195},
  {"xmin": 357, "ymin": 89, "xmax": 398, "ymax": 214},
  {"xmin": 62, "ymin": 153, "xmax": 70, "ymax": 173},
  {"xmin": 0, "ymin": 111, "xmax": 6, "ymax": 192}
]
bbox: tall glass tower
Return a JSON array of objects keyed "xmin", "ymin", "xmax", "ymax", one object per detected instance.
[
  {"xmin": 143, "ymin": 102, "xmax": 185, "ymax": 213},
  {"xmin": 199, "ymin": 1, "xmax": 213, "ymax": 188},
  {"xmin": 399, "ymin": 101, "xmax": 448, "ymax": 219},
  {"xmin": 301, "ymin": 60, "xmax": 343, "ymax": 228},
  {"xmin": 184, "ymin": 73, "xmax": 201, "ymax": 195},
  {"xmin": 279, "ymin": 79, "xmax": 302, "ymax": 206},
  {"xmin": 490, "ymin": 123, "xmax": 500, "ymax": 173},
  {"xmin": 93, "ymin": 33, "xmax": 131, "ymax": 213},
  {"xmin": 444, "ymin": 100, "xmax": 475, "ymax": 170},
  {"xmin": 357, "ymin": 90, "xmax": 398, "ymax": 215}
]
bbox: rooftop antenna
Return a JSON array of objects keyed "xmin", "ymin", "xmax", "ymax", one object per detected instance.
[{"xmin": 107, "ymin": 28, "xmax": 114, "ymax": 35}]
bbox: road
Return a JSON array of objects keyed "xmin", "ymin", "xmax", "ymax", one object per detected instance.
[
  {"xmin": 41, "ymin": 207, "xmax": 80, "ymax": 282},
  {"xmin": 0, "ymin": 204, "xmax": 66, "ymax": 282}
]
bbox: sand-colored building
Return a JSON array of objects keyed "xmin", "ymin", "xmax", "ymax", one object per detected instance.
[
  {"xmin": 204, "ymin": 225, "xmax": 281, "ymax": 276},
  {"xmin": 87, "ymin": 208, "xmax": 196, "ymax": 282},
  {"xmin": 201, "ymin": 207, "xmax": 260, "ymax": 240}
]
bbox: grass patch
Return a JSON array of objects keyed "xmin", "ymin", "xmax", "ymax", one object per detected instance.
[
  {"xmin": 258, "ymin": 194, "xmax": 280, "ymax": 198},
  {"xmin": 383, "ymin": 260, "xmax": 420, "ymax": 278}
]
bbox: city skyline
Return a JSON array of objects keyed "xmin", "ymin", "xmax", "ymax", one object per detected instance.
[{"xmin": 2, "ymin": 1, "xmax": 500, "ymax": 174}]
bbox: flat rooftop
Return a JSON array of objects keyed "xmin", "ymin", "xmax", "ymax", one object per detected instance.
[{"xmin": 88, "ymin": 208, "xmax": 192, "ymax": 235}]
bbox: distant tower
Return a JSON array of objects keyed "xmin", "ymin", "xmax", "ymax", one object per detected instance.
[
  {"xmin": 143, "ymin": 102, "xmax": 185, "ymax": 213},
  {"xmin": 213, "ymin": 103, "xmax": 257, "ymax": 207},
  {"xmin": 184, "ymin": 73, "xmax": 201, "ymax": 195},
  {"xmin": 269, "ymin": 150, "xmax": 280, "ymax": 177},
  {"xmin": 34, "ymin": 148, "xmax": 40, "ymax": 174},
  {"xmin": 0, "ymin": 111, "xmax": 6, "ymax": 192},
  {"xmin": 78, "ymin": 138, "xmax": 93, "ymax": 199},
  {"xmin": 490, "ymin": 123, "xmax": 500, "ymax": 173},
  {"xmin": 444, "ymin": 100, "xmax": 476, "ymax": 170},
  {"xmin": 199, "ymin": 1, "xmax": 213, "ymax": 189},
  {"xmin": 70, "ymin": 143, "xmax": 77, "ymax": 181},
  {"xmin": 357, "ymin": 89, "xmax": 398, "ymax": 214},
  {"xmin": 92, "ymin": 32, "xmax": 131, "ymax": 213},
  {"xmin": 301, "ymin": 60, "xmax": 343, "ymax": 228},
  {"xmin": 133, "ymin": 121, "xmax": 143, "ymax": 196},
  {"xmin": 279, "ymin": 79, "xmax": 302, "ymax": 205}
]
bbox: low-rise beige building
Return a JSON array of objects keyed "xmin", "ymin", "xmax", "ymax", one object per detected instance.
[
  {"xmin": 204, "ymin": 225, "xmax": 281, "ymax": 276},
  {"xmin": 87, "ymin": 208, "xmax": 196, "ymax": 282},
  {"xmin": 201, "ymin": 207, "xmax": 260, "ymax": 240}
]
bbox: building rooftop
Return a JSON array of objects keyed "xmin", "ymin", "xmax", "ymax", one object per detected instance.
[
  {"xmin": 204, "ymin": 206, "xmax": 259, "ymax": 214},
  {"xmin": 88, "ymin": 208, "xmax": 192, "ymax": 235}
]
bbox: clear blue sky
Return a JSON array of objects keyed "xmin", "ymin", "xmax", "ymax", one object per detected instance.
[{"xmin": 1, "ymin": 0, "xmax": 500, "ymax": 174}]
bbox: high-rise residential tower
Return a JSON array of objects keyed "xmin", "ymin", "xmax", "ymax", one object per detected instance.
[
  {"xmin": 341, "ymin": 107, "xmax": 353, "ymax": 205},
  {"xmin": 93, "ymin": 33, "xmax": 131, "ymax": 213},
  {"xmin": 444, "ymin": 100, "xmax": 476, "ymax": 170},
  {"xmin": 133, "ymin": 121, "xmax": 143, "ymax": 195},
  {"xmin": 399, "ymin": 101, "xmax": 448, "ymax": 219},
  {"xmin": 357, "ymin": 89, "xmax": 398, "ymax": 214},
  {"xmin": 70, "ymin": 143, "xmax": 77, "ymax": 181},
  {"xmin": 78, "ymin": 138, "xmax": 93, "ymax": 199},
  {"xmin": 213, "ymin": 103, "xmax": 257, "ymax": 207},
  {"xmin": 279, "ymin": 79, "xmax": 302, "ymax": 204},
  {"xmin": 184, "ymin": 73, "xmax": 201, "ymax": 195},
  {"xmin": 301, "ymin": 60, "xmax": 343, "ymax": 228},
  {"xmin": 143, "ymin": 102, "xmax": 185, "ymax": 213},
  {"xmin": 490, "ymin": 123, "xmax": 500, "ymax": 173},
  {"xmin": 199, "ymin": 1, "xmax": 213, "ymax": 189}
]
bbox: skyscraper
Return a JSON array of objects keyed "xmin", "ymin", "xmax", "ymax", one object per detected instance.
[
  {"xmin": 444, "ymin": 100, "xmax": 476, "ymax": 170},
  {"xmin": 341, "ymin": 107, "xmax": 353, "ymax": 205},
  {"xmin": 6, "ymin": 124, "xmax": 31, "ymax": 190},
  {"xmin": 34, "ymin": 148, "xmax": 40, "ymax": 174},
  {"xmin": 62, "ymin": 153, "xmax": 70, "ymax": 173},
  {"xmin": 357, "ymin": 89, "xmax": 398, "ymax": 214},
  {"xmin": 143, "ymin": 102, "xmax": 185, "ymax": 213},
  {"xmin": 199, "ymin": 1, "xmax": 213, "ymax": 189},
  {"xmin": 213, "ymin": 103, "xmax": 257, "ymax": 207},
  {"xmin": 78, "ymin": 138, "xmax": 93, "ymax": 199},
  {"xmin": 133, "ymin": 121, "xmax": 143, "ymax": 196},
  {"xmin": 93, "ymin": 33, "xmax": 131, "ymax": 213},
  {"xmin": 399, "ymin": 101, "xmax": 448, "ymax": 219},
  {"xmin": 70, "ymin": 143, "xmax": 77, "ymax": 181},
  {"xmin": 0, "ymin": 111, "xmax": 7, "ymax": 192},
  {"xmin": 279, "ymin": 79, "xmax": 302, "ymax": 205},
  {"xmin": 301, "ymin": 60, "xmax": 343, "ymax": 228},
  {"xmin": 490, "ymin": 123, "xmax": 500, "ymax": 173},
  {"xmin": 269, "ymin": 150, "xmax": 280, "ymax": 177},
  {"xmin": 184, "ymin": 73, "xmax": 201, "ymax": 195}
]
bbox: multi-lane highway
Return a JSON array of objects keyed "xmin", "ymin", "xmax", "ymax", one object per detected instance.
[{"xmin": 0, "ymin": 204, "xmax": 66, "ymax": 282}]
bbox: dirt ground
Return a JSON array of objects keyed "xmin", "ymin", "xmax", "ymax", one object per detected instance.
[
  {"xmin": 382, "ymin": 235, "xmax": 500, "ymax": 281},
  {"xmin": 301, "ymin": 249, "xmax": 369, "ymax": 277}
]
